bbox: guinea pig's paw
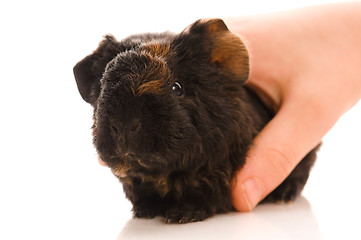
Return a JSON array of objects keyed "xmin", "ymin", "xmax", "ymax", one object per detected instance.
[
  {"xmin": 262, "ymin": 177, "xmax": 304, "ymax": 203},
  {"xmin": 164, "ymin": 206, "xmax": 210, "ymax": 224},
  {"xmin": 133, "ymin": 206, "xmax": 159, "ymax": 219}
]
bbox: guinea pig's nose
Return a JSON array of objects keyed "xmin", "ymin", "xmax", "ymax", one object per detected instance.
[{"xmin": 129, "ymin": 119, "xmax": 141, "ymax": 133}]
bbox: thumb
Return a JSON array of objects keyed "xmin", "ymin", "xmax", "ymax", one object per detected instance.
[{"xmin": 231, "ymin": 102, "xmax": 328, "ymax": 212}]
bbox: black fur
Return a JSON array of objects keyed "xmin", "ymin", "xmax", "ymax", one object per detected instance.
[{"xmin": 73, "ymin": 19, "xmax": 318, "ymax": 223}]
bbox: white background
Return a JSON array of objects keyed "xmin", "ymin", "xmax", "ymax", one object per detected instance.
[{"xmin": 0, "ymin": 0, "xmax": 360, "ymax": 239}]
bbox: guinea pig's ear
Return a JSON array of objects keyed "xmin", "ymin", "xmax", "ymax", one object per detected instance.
[
  {"xmin": 185, "ymin": 19, "xmax": 249, "ymax": 83},
  {"xmin": 73, "ymin": 35, "xmax": 121, "ymax": 106}
]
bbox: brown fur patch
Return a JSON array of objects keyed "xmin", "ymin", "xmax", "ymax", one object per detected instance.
[
  {"xmin": 137, "ymin": 79, "xmax": 168, "ymax": 96},
  {"xmin": 136, "ymin": 48, "xmax": 170, "ymax": 96},
  {"xmin": 211, "ymin": 31, "xmax": 249, "ymax": 81},
  {"xmin": 200, "ymin": 19, "xmax": 249, "ymax": 82},
  {"xmin": 111, "ymin": 165, "xmax": 130, "ymax": 178},
  {"xmin": 141, "ymin": 43, "xmax": 170, "ymax": 58},
  {"xmin": 204, "ymin": 18, "xmax": 229, "ymax": 34}
]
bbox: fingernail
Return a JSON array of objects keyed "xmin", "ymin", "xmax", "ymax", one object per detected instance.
[{"xmin": 242, "ymin": 178, "xmax": 264, "ymax": 211}]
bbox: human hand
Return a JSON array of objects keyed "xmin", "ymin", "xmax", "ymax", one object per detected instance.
[{"xmin": 226, "ymin": 2, "xmax": 361, "ymax": 211}]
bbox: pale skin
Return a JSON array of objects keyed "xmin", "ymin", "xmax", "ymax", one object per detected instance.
[{"xmin": 225, "ymin": 1, "xmax": 361, "ymax": 212}]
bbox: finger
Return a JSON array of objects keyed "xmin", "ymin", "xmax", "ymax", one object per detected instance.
[{"xmin": 231, "ymin": 99, "xmax": 332, "ymax": 212}]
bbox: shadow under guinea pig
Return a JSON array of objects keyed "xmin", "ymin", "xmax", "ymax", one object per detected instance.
[
  {"xmin": 117, "ymin": 197, "xmax": 322, "ymax": 240},
  {"xmin": 73, "ymin": 18, "xmax": 319, "ymax": 223}
]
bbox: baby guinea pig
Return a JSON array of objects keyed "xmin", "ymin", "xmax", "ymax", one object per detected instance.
[{"xmin": 73, "ymin": 19, "xmax": 318, "ymax": 223}]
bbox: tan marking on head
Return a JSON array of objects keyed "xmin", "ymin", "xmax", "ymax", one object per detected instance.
[
  {"xmin": 141, "ymin": 43, "xmax": 170, "ymax": 58},
  {"xmin": 136, "ymin": 58, "xmax": 170, "ymax": 96},
  {"xmin": 137, "ymin": 79, "xmax": 168, "ymax": 96}
]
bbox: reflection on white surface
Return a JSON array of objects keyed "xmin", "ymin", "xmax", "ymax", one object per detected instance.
[{"xmin": 118, "ymin": 197, "xmax": 322, "ymax": 240}]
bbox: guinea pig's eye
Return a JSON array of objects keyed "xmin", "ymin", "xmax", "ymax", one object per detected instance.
[{"xmin": 172, "ymin": 81, "xmax": 183, "ymax": 96}]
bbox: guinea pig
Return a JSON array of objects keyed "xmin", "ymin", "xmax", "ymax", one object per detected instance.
[{"xmin": 73, "ymin": 19, "xmax": 318, "ymax": 223}]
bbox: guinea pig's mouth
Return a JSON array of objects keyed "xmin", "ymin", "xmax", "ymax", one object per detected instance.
[
  {"xmin": 97, "ymin": 155, "xmax": 107, "ymax": 166},
  {"xmin": 98, "ymin": 152, "xmax": 168, "ymax": 179}
]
